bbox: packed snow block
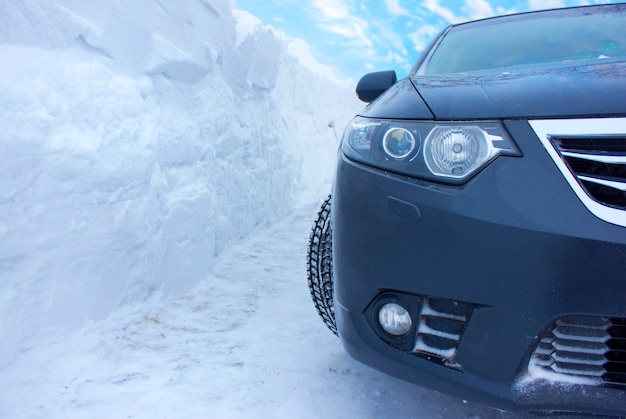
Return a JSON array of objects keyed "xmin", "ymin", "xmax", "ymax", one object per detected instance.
[
  {"xmin": 0, "ymin": 0, "xmax": 80, "ymax": 48},
  {"xmin": 144, "ymin": 0, "xmax": 231, "ymax": 82},
  {"xmin": 0, "ymin": 0, "xmax": 359, "ymax": 368},
  {"xmin": 147, "ymin": 61, "xmax": 210, "ymax": 84},
  {"xmin": 239, "ymin": 28, "xmax": 281, "ymax": 90},
  {"xmin": 218, "ymin": 21, "xmax": 281, "ymax": 92},
  {"xmin": 0, "ymin": 0, "xmax": 234, "ymax": 81}
]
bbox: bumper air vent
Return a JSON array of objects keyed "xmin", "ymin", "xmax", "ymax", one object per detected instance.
[
  {"xmin": 411, "ymin": 297, "xmax": 471, "ymax": 368},
  {"xmin": 530, "ymin": 316, "xmax": 626, "ymax": 387},
  {"xmin": 530, "ymin": 118, "xmax": 626, "ymax": 228}
]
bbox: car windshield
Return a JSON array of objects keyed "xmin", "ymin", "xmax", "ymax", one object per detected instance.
[{"xmin": 420, "ymin": 6, "xmax": 626, "ymax": 75}]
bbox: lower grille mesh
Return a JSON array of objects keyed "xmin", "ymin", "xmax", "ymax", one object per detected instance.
[{"xmin": 530, "ymin": 316, "xmax": 626, "ymax": 386}]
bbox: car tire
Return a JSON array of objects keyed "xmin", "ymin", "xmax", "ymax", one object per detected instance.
[{"xmin": 307, "ymin": 195, "xmax": 337, "ymax": 336}]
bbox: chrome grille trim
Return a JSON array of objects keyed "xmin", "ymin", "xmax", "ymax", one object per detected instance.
[
  {"xmin": 561, "ymin": 151, "xmax": 626, "ymax": 165},
  {"xmin": 578, "ymin": 175, "xmax": 626, "ymax": 192},
  {"xmin": 529, "ymin": 118, "xmax": 626, "ymax": 228}
]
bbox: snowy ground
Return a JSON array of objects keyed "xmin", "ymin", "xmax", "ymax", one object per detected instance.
[{"xmin": 1, "ymin": 202, "xmax": 601, "ymax": 419}]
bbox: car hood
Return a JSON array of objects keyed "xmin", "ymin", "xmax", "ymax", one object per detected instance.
[{"xmin": 410, "ymin": 60, "xmax": 626, "ymax": 120}]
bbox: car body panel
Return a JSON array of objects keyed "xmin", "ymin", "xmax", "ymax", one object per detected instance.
[{"xmin": 411, "ymin": 61, "xmax": 626, "ymax": 120}]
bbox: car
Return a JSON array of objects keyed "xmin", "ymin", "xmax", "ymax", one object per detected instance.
[{"xmin": 307, "ymin": 3, "xmax": 626, "ymax": 416}]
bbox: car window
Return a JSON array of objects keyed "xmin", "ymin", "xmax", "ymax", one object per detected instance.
[{"xmin": 421, "ymin": 7, "xmax": 626, "ymax": 75}]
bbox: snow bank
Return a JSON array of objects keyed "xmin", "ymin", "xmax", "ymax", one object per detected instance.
[{"xmin": 0, "ymin": 0, "xmax": 361, "ymax": 367}]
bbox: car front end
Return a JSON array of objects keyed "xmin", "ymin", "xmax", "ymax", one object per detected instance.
[{"xmin": 329, "ymin": 4, "xmax": 626, "ymax": 416}]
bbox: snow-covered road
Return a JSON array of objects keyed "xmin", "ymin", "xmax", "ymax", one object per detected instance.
[{"xmin": 0, "ymin": 203, "xmax": 556, "ymax": 418}]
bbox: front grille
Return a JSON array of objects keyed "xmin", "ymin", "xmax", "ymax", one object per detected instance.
[
  {"xmin": 529, "ymin": 118, "xmax": 626, "ymax": 228},
  {"xmin": 551, "ymin": 135, "xmax": 626, "ymax": 209},
  {"xmin": 530, "ymin": 316, "xmax": 626, "ymax": 387}
]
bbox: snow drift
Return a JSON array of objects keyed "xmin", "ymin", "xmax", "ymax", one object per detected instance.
[{"xmin": 0, "ymin": 0, "xmax": 360, "ymax": 367}]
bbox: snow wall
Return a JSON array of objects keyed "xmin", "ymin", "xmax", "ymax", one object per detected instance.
[{"xmin": 0, "ymin": 0, "xmax": 361, "ymax": 367}]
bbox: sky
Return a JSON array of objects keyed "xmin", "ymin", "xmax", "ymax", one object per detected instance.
[{"xmin": 235, "ymin": 0, "xmax": 623, "ymax": 80}]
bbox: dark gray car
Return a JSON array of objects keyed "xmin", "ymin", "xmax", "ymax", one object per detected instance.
[{"xmin": 308, "ymin": 4, "xmax": 626, "ymax": 416}]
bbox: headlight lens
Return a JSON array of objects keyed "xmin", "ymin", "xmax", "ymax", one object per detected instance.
[
  {"xmin": 343, "ymin": 117, "xmax": 520, "ymax": 183},
  {"xmin": 424, "ymin": 126, "xmax": 488, "ymax": 178},
  {"xmin": 383, "ymin": 127, "xmax": 416, "ymax": 159}
]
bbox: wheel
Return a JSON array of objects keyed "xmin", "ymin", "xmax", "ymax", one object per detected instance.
[{"xmin": 307, "ymin": 195, "xmax": 337, "ymax": 335}]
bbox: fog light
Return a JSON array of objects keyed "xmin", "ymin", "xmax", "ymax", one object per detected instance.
[{"xmin": 378, "ymin": 303, "xmax": 412, "ymax": 336}]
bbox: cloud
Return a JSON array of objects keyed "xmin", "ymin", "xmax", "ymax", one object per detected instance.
[
  {"xmin": 379, "ymin": 26, "xmax": 408, "ymax": 56},
  {"xmin": 422, "ymin": 0, "xmax": 513, "ymax": 24},
  {"xmin": 385, "ymin": 0, "xmax": 411, "ymax": 16},
  {"xmin": 527, "ymin": 0, "xmax": 567, "ymax": 9},
  {"xmin": 422, "ymin": 0, "xmax": 462, "ymax": 23},
  {"xmin": 463, "ymin": 0, "xmax": 495, "ymax": 19},
  {"xmin": 312, "ymin": 0, "xmax": 353, "ymax": 19},
  {"xmin": 310, "ymin": 0, "xmax": 374, "ymax": 47},
  {"xmin": 408, "ymin": 24, "xmax": 440, "ymax": 52},
  {"xmin": 319, "ymin": 21, "xmax": 373, "ymax": 47}
]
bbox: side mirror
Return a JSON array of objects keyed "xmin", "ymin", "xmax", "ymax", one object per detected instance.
[{"xmin": 356, "ymin": 70, "xmax": 397, "ymax": 103}]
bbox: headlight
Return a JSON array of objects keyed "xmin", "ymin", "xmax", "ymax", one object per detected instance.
[{"xmin": 343, "ymin": 117, "xmax": 520, "ymax": 184}]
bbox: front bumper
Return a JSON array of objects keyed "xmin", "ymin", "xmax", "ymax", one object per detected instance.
[{"xmin": 332, "ymin": 120, "xmax": 626, "ymax": 415}]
